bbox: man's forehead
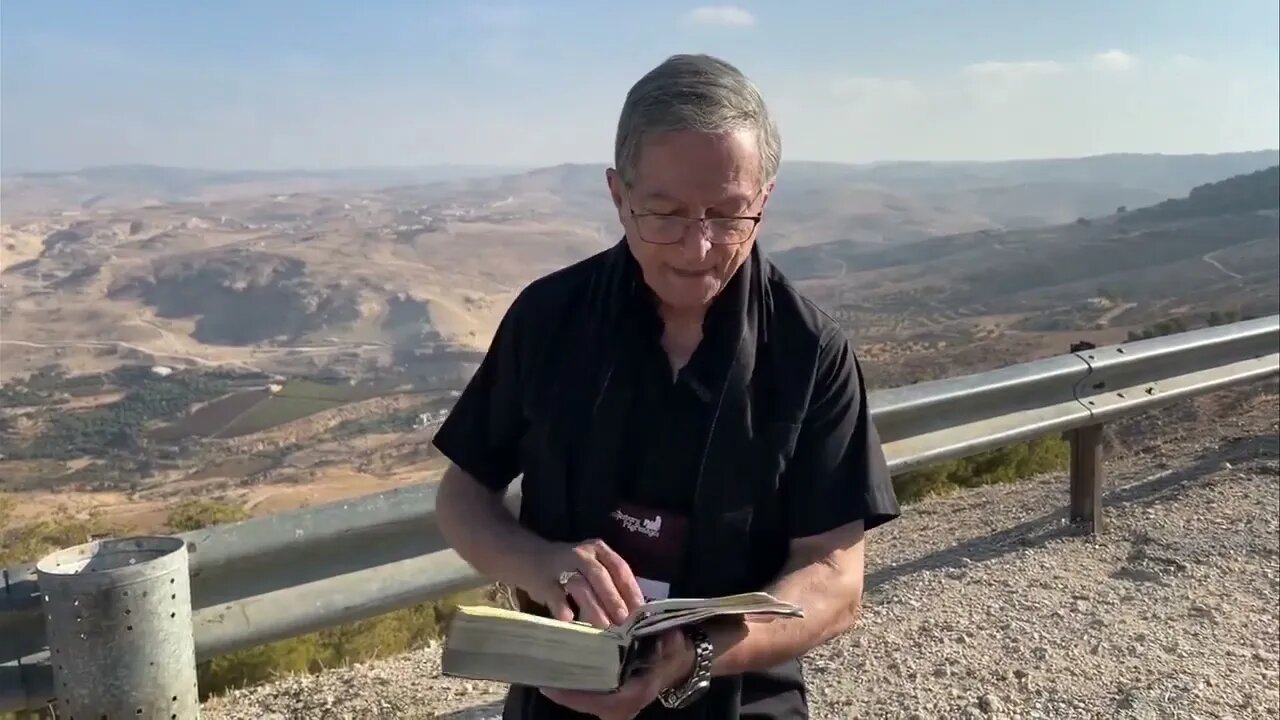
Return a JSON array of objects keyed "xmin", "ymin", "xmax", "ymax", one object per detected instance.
[
  {"xmin": 635, "ymin": 186, "xmax": 756, "ymax": 202},
  {"xmin": 628, "ymin": 129, "xmax": 764, "ymax": 203}
]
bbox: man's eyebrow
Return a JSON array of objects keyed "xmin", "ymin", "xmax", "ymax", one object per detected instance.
[{"xmin": 717, "ymin": 192, "xmax": 756, "ymax": 208}]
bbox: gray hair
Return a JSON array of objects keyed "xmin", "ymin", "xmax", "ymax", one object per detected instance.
[{"xmin": 614, "ymin": 54, "xmax": 781, "ymax": 187}]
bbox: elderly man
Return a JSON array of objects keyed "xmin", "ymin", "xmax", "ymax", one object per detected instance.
[{"xmin": 434, "ymin": 54, "xmax": 900, "ymax": 720}]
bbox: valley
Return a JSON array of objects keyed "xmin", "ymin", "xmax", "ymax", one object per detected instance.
[
  {"xmin": 2, "ymin": 152, "xmax": 1277, "ymax": 557},
  {"xmin": 775, "ymin": 165, "xmax": 1280, "ymax": 388}
]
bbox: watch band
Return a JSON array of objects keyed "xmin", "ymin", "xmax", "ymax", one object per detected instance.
[{"xmin": 658, "ymin": 625, "xmax": 713, "ymax": 709}]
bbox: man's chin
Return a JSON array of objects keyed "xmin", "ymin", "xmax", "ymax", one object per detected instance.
[{"xmin": 654, "ymin": 278, "xmax": 720, "ymax": 311}]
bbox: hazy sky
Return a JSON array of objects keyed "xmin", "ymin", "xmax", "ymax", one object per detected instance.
[{"xmin": 2, "ymin": 0, "xmax": 1277, "ymax": 172}]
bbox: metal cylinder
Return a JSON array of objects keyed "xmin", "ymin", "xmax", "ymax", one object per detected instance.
[{"xmin": 37, "ymin": 536, "xmax": 199, "ymax": 719}]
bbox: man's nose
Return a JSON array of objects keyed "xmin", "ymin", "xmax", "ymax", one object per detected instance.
[{"xmin": 677, "ymin": 220, "xmax": 713, "ymax": 257}]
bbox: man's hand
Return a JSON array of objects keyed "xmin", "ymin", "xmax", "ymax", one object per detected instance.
[
  {"xmin": 527, "ymin": 538, "xmax": 647, "ymax": 627},
  {"xmin": 541, "ymin": 629, "xmax": 694, "ymax": 720}
]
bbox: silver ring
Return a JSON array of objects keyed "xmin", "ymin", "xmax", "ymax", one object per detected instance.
[{"xmin": 557, "ymin": 570, "xmax": 580, "ymax": 588}]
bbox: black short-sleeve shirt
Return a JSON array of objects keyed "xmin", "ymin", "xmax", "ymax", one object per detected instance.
[
  {"xmin": 782, "ymin": 322, "xmax": 899, "ymax": 537},
  {"xmin": 434, "ymin": 254, "xmax": 897, "ymax": 525},
  {"xmin": 431, "ymin": 246, "xmax": 900, "ymax": 719}
]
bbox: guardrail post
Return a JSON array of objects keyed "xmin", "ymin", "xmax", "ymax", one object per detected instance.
[
  {"xmin": 1068, "ymin": 424, "xmax": 1105, "ymax": 532},
  {"xmin": 37, "ymin": 536, "xmax": 200, "ymax": 719}
]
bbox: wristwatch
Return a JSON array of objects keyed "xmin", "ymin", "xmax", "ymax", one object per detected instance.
[{"xmin": 658, "ymin": 625, "xmax": 713, "ymax": 709}]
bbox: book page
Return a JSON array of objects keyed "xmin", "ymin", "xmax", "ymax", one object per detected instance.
[
  {"xmin": 617, "ymin": 592, "xmax": 803, "ymax": 637},
  {"xmin": 632, "ymin": 591, "xmax": 790, "ymax": 616},
  {"xmin": 627, "ymin": 601, "xmax": 803, "ymax": 638},
  {"xmin": 456, "ymin": 604, "xmax": 620, "ymax": 638}
]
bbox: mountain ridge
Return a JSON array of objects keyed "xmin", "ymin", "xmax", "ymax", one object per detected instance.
[
  {"xmin": 5, "ymin": 150, "xmax": 1277, "ymax": 223},
  {"xmin": 3, "ymin": 154, "xmax": 1277, "ymax": 389}
]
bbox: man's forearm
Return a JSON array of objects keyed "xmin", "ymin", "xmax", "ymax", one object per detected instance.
[
  {"xmin": 706, "ymin": 525, "xmax": 866, "ymax": 677},
  {"xmin": 436, "ymin": 465, "xmax": 554, "ymax": 591}
]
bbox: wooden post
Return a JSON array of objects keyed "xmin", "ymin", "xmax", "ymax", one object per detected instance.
[{"xmin": 1069, "ymin": 424, "xmax": 1105, "ymax": 533}]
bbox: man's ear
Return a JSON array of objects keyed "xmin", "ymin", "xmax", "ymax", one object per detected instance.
[
  {"xmin": 605, "ymin": 168, "xmax": 626, "ymax": 211},
  {"xmin": 761, "ymin": 180, "xmax": 776, "ymax": 209}
]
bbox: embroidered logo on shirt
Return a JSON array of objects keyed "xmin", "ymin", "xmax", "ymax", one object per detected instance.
[{"xmin": 611, "ymin": 508, "xmax": 662, "ymax": 538}]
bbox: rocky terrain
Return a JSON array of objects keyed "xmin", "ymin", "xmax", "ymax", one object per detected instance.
[
  {"xmin": 201, "ymin": 386, "xmax": 1280, "ymax": 720},
  {"xmin": 4, "ymin": 155, "xmax": 1277, "ymax": 391},
  {"xmin": 0, "ymin": 189, "xmax": 604, "ymax": 382}
]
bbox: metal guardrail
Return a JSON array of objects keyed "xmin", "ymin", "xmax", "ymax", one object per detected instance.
[{"xmin": 2, "ymin": 314, "xmax": 1277, "ymax": 712}]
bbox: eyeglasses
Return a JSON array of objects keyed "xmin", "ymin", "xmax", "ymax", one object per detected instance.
[{"xmin": 626, "ymin": 187, "xmax": 764, "ymax": 246}]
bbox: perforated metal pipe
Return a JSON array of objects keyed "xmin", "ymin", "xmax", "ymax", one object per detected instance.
[{"xmin": 37, "ymin": 537, "xmax": 199, "ymax": 719}]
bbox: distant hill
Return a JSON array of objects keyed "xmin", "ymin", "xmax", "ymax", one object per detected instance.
[
  {"xmin": 0, "ymin": 164, "xmax": 529, "ymax": 218},
  {"xmin": 379, "ymin": 150, "xmax": 1280, "ymax": 251},
  {"xmin": 6, "ymin": 151, "xmax": 1277, "ymax": 248},
  {"xmin": 1123, "ymin": 165, "xmax": 1279, "ymax": 223},
  {"xmin": 771, "ymin": 163, "xmax": 1280, "ymax": 384},
  {"xmin": 763, "ymin": 151, "xmax": 1280, "ymax": 247},
  {"xmin": 840, "ymin": 151, "xmax": 1280, "ymax": 196}
]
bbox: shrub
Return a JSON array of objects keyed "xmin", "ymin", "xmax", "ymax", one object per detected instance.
[
  {"xmin": 893, "ymin": 434, "xmax": 1070, "ymax": 504},
  {"xmin": 0, "ymin": 514, "xmax": 118, "ymax": 566},
  {"xmin": 198, "ymin": 585, "xmax": 506, "ymax": 698},
  {"xmin": 166, "ymin": 499, "xmax": 251, "ymax": 532}
]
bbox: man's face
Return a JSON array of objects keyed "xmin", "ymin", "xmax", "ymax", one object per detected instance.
[{"xmin": 607, "ymin": 129, "xmax": 771, "ymax": 313}]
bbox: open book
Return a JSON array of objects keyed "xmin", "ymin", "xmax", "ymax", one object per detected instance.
[{"xmin": 440, "ymin": 591, "xmax": 803, "ymax": 691}]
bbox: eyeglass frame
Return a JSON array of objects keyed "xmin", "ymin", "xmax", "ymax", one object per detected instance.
[{"xmin": 623, "ymin": 183, "xmax": 767, "ymax": 246}]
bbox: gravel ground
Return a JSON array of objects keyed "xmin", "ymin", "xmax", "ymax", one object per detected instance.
[{"xmin": 203, "ymin": 393, "xmax": 1280, "ymax": 720}]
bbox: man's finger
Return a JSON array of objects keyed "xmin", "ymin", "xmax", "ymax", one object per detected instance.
[
  {"xmin": 565, "ymin": 574, "xmax": 611, "ymax": 627},
  {"xmin": 577, "ymin": 557, "xmax": 630, "ymax": 624},
  {"xmin": 544, "ymin": 592, "xmax": 575, "ymax": 622},
  {"xmin": 592, "ymin": 543, "xmax": 647, "ymax": 611}
]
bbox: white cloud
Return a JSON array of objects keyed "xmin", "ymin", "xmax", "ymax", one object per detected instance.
[
  {"xmin": 767, "ymin": 51, "xmax": 1279, "ymax": 163},
  {"xmin": 964, "ymin": 50, "xmax": 1138, "ymax": 80},
  {"xmin": 683, "ymin": 6, "xmax": 756, "ymax": 27},
  {"xmin": 1092, "ymin": 49, "xmax": 1136, "ymax": 72},
  {"xmin": 962, "ymin": 60, "xmax": 1066, "ymax": 79}
]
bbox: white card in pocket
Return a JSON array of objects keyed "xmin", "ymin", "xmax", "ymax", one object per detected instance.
[{"xmin": 637, "ymin": 577, "xmax": 670, "ymax": 602}]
